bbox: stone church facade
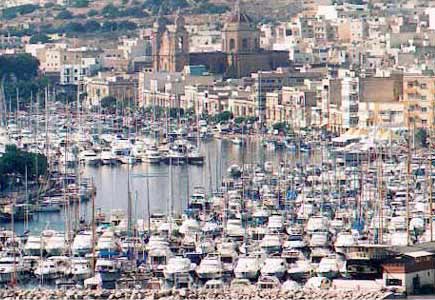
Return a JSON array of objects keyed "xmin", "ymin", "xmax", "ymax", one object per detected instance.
[{"xmin": 151, "ymin": 3, "xmax": 289, "ymax": 78}]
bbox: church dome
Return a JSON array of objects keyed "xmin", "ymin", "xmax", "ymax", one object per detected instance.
[
  {"xmin": 175, "ymin": 8, "xmax": 185, "ymax": 28},
  {"xmin": 226, "ymin": 11, "xmax": 253, "ymax": 24},
  {"xmin": 153, "ymin": 7, "xmax": 168, "ymax": 30},
  {"xmin": 224, "ymin": 0, "xmax": 255, "ymax": 30}
]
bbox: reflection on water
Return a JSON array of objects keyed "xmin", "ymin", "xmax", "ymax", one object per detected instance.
[{"xmin": 10, "ymin": 138, "xmax": 311, "ymax": 234}]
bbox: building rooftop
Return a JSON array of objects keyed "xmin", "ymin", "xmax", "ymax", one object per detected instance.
[{"xmin": 404, "ymin": 250, "xmax": 434, "ymax": 258}]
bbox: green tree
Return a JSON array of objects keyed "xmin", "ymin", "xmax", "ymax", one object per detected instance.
[
  {"xmin": 0, "ymin": 145, "xmax": 48, "ymax": 191},
  {"xmin": 415, "ymin": 128, "xmax": 428, "ymax": 148},
  {"xmin": 101, "ymin": 96, "xmax": 117, "ymax": 109},
  {"xmin": 87, "ymin": 9, "xmax": 98, "ymax": 17},
  {"xmin": 72, "ymin": 0, "xmax": 89, "ymax": 8},
  {"xmin": 56, "ymin": 9, "xmax": 73, "ymax": 19},
  {"xmin": 273, "ymin": 122, "xmax": 290, "ymax": 133},
  {"xmin": 29, "ymin": 33, "xmax": 51, "ymax": 44},
  {"xmin": 0, "ymin": 54, "xmax": 47, "ymax": 111},
  {"xmin": 102, "ymin": 4, "xmax": 120, "ymax": 18},
  {"xmin": 212, "ymin": 111, "xmax": 233, "ymax": 123}
]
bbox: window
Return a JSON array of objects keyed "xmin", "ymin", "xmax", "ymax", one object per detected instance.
[
  {"xmin": 386, "ymin": 278, "xmax": 402, "ymax": 286},
  {"xmin": 229, "ymin": 39, "xmax": 235, "ymax": 50},
  {"xmin": 178, "ymin": 36, "xmax": 184, "ymax": 49},
  {"xmin": 242, "ymin": 38, "xmax": 249, "ymax": 49}
]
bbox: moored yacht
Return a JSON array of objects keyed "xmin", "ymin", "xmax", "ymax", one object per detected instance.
[
  {"xmin": 72, "ymin": 232, "xmax": 93, "ymax": 257},
  {"xmin": 196, "ymin": 254, "xmax": 223, "ymax": 280}
]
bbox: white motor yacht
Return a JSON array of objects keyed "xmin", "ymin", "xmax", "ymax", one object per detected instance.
[
  {"xmin": 44, "ymin": 234, "xmax": 66, "ymax": 257},
  {"xmin": 147, "ymin": 242, "xmax": 172, "ymax": 272},
  {"xmin": 306, "ymin": 216, "xmax": 330, "ymax": 234},
  {"xmin": 0, "ymin": 256, "xmax": 25, "ymax": 283},
  {"xmin": 309, "ymin": 232, "xmax": 330, "ymax": 248},
  {"xmin": 334, "ymin": 232, "xmax": 356, "ymax": 254},
  {"xmin": 260, "ymin": 234, "xmax": 282, "ymax": 254},
  {"xmin": 317, "ymin": 255, "xmax": 345, "ymax": 279},
  {"xmin": 195, "ymin": 254, "xmax": 223, "ymax": 280},
  {"xmin": 101, "ymin": 150, "xmax": 117, "ymax": 165},
  {"xmin": 69, "ymin": 257, "xmax": 92, "ymax": 281},
  {"xmin": 24, "ymin": 235, "xmax": 43, "ymax": 256},
  {"xmin": 234, "ymin": 255, "xmax": 262, "ymax": 280},
  {"xmin": 34, "ymin": 257, "xmax": 69, "ymax": 281},
  {"xmin": 96, "ymin": 231, "xmax": 121, "ymax": 258},
  {"xmin": 163, "ymin": 256, "xmax": 194, "ymax": 282},
  {"xmin": 72, "ymin": 232, "xmax": 93, "ymax": 257},
  {"xmin": 95, "ymin": 258, "xmax": 120, "ymax": 283},
  {"xmin": 217, "ymin": 240, "xmax": 238, "ymax": 273},
  {"xmin": 79, "ymin": 149, "xmax": 100, "ymax": 166},
  {"xmin": 144, "ymin": 147, "xmax": 162, "ymax": 164},
  {"xmin": 260, "ymin": 256, "xmax": 287, "ymax": 279}
]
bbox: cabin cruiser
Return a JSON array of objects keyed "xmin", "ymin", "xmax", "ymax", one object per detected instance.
[
  {"xmin": 217, "ymin": 240, "xmax": 238, "ymax": 274},
  {"xmin": 24, "ymin": 235, "xmax": 43, "ymax": 256},
  {"xmin": 96, "ymin": 231, "xmax": 121, "ymax": 258},
  {"xmin": 34, "ymin": 256, "xmax": 70, "ymax": 281},
  {"xmin": 260, "ymin": 256, "xmax": 287, "ymax": 279},
  {"xmin": 95, "ymin": 258, "xmax": 120, "ymax": 283},
  {"xmin": 118, "ymin": 154, "xmax": 137, "ymax": 165},
  {"xmin": 234, "ymin": 255, "xmax": 262, "ymax": 280},
  {"xmin": 226, "ymin": 219, "xmax": 244, "ymax": 240},
  {"xmin": 204, "ymin": 279, "xmax": 224, "ymax": 290},
  {"xmin": 72, "ymin": 232, "xmax": 93, "ymax": 257},
  {"xmin": 309, "ymin": 232, "xmax": 330, "ymax": 248},
  {"xmin": 79, "ymin": 149, "xmax": 100, "ymax": 166},
  {"xmin": 257, "ymin": 275, "xmax": 281, "ymax": 290},
  {"xmin": 0, "ymin": 256, "xmax": 25, "ymax": 284},
  {"xmin": 44, "ymin": 233, "xmax": 66, "ymax": 257},
  {"xmin": 163, "ymin": 150, "xmax": 187, "ymax": 165},
  {"xmin": 187, "ymin": 148, "xmax": 204, "ymax": 165},
  {"xmin": 179, "ymin": 218, "xmax": 201, "ymax": 236},
  {"xmin": 144, "ymin": 146, "xmax": 162, "ymax": 164},
  {"xmin": 163, "ymin": 256, "xmax": 194, "ymax": 282},
  {"xmin": 287, "ymin": 258, "xmax": 311, "ymax": 280},
  {"xmin": 101, "ymin": 150, "xmax": 117, "ymax": 165},
  {"xmin": 147, "ymin": 238, "xmax": 172, "ymax": 273},
  {"xmin": 69, "ymin": 257, "xmax": 92, "ymax": 281},
  {"xmin": 195, "ymin": 254, "xmax": 223, "ymax": 280},
  {"xmin": 267, "ymin": 215, "xmax": 284, "ymax": 232},
  {"xmin": 305, "ymin": 276, "xmax": 332, "ymax": 289},
  {"xmin": 317, "ymin": 255, "xmax": 345, "ymax": 279},
  {"xmin": 260, "ymin": 234, "xmax": 282, "ymax": 254},
  {"xmin": 334, "ymin": 232, "xmax": 356, "ymax": 254},
  {"xmin": 281, "ymin": 279, "xmax": 301, "ymax": 291},
  {"xmin": 306, "ymin": 216, "xmax": 330, "ymax": 234}
]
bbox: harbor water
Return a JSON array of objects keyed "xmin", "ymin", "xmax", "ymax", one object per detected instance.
[{"xmin": 10, "ymin": 138, "xmax": 309, "ymax": 234}]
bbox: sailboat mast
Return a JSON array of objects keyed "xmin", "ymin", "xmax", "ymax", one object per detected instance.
[
  {"xmin": 45, "ymin": 87, "xmax": 49, "ymax": 165},
  {"xmin": 377, "ymin": 145, "xmax": 383, "ymax": 244},
  {"xmin": 11, "ymin": 195, "xmax": 16, "ymax": 287},
  {"xmin": 91, "ymin": 184, "xmax": 96, "ymax": 277},
  {"xmin": 406, "ymin": 121, "xmax": 411, "ymax": 246},
  {"xmin": 430, "ymin": 124, "xmax": 433, "ymax": 242},
  {"xmin": 25, "ymin": 165, "xmax": 28, "ymax": 231}
]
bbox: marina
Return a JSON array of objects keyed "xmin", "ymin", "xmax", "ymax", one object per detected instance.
[{"xmin": 0, "ymin": 104, "xmax": 433, "ymax": 300}]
